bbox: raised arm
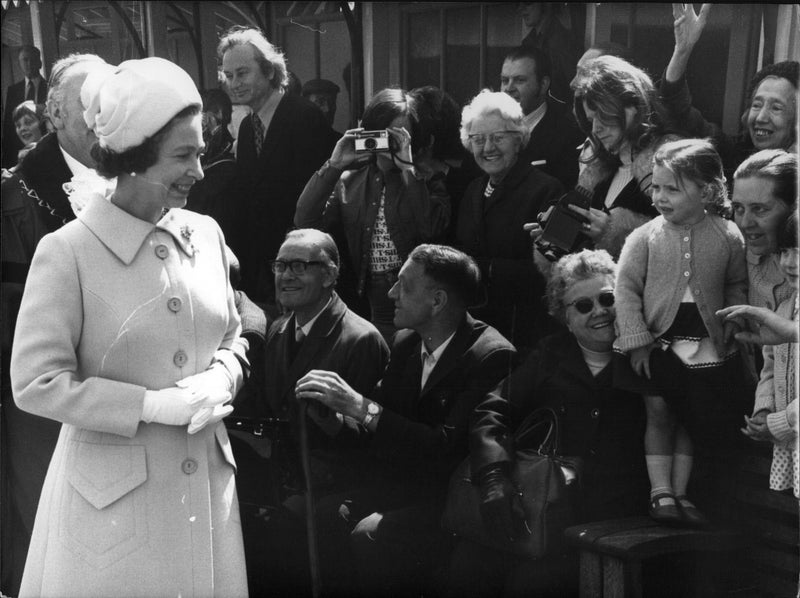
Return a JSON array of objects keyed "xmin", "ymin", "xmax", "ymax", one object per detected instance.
[{"xmin": 665, "ymin": 3, "xmax": 711, "ymax": 84}]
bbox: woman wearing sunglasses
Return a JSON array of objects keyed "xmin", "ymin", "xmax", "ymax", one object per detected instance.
[
  {"xmin": 455, "ymin": 89, "xmax": 564, "ymax": 353},
  {"xmin": 447, "ymin": 249, "xmax": 649, "ymax": 596}
]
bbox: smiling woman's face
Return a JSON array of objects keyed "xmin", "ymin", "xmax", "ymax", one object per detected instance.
[
  {"xmin": 563, "ymin": 274, "xmax": 616, "ymax": 352},
  {"xmin": 467, "ymin": 112, "xmax": 523, "ymax": 182},
  {"xmin": 731, "ymin": 176, "xmax": 793, "ymax": 257}
]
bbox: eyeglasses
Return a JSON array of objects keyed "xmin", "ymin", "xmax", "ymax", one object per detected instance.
[
  {"xmin": 566, "ymin": 291, "xmax": 615, "ymax": 314},
  {"xmin": 467, "ymin": 131, "xmax": 518, "ymax": 147},
  {"xmin": 270, "ymin": 260, "xmax": 325, "ymax": 275}
]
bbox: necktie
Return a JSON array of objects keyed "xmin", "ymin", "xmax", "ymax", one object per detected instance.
[
  {"xmin": 290, "ymin": 325, "xmax": 305, "ymax": 363},
  {"xmin": 252, "ymin": 113, "xmax": 265, "ymax": 157},
  {"xmin": 25, "ymin": 80, "xmax": 35, "ymax": 102}
]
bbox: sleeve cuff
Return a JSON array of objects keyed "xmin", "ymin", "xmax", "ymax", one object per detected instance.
[{"xmin": 766, "ymin": 410, "xmax": 795, "ymax": 443}]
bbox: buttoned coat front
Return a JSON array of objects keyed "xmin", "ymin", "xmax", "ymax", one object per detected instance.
[{"xmin": 10, "ymin": 196, "xmax": 248, "ymax": 598}]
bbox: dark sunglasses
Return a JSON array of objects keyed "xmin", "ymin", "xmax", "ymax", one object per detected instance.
[
  {"xmin": 270, "ymin": 260, "xmax": 324, "ymax": 275},
  {"xmin": 566, "ymin": 291, "xmax": 615, "ymax": 314}
]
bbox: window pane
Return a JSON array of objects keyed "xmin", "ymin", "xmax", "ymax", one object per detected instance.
[
  {"xmin": 407, "ymin": 11, "xmax": 441, "ymax": 89},
  {"xmin": 485, "ymin": 3, "xmax": 521, "ymax": 91},
  {"xmin": 445, "ymin": 6, "xmax": 480, "ymax": 106}
]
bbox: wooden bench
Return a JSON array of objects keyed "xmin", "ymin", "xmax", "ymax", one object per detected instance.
[{"xmin": 565, "ymin": 445, "xmax": 799, "ymax": 598}]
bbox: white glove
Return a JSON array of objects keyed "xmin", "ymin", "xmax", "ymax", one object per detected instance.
[
  {"xmin": 142, "ymin": 387, "xmax": 207, "ymax": 426},
  {"xmin": 187, "ymin": 403, "xmax": 235, "ymax": 435},
  {"xmin": 176, "ymin": 362, "xmax": 233, "ymax": 395}
]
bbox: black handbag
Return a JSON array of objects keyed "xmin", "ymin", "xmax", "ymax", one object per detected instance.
[{"xmin": 441, "ymin": 407, "xmax": 574, "ymax": 559}]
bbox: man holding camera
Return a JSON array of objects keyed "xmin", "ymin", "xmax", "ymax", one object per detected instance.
[
  {"xmin": 218, "ymin": 27, "xmax": 335, "ymax": 307},
  {"xmin": 295, "ymin": 88, "xmax": 450, "ymax": 341},
  {"xmin": 501, "ymin": 45, "xmax": 583, "ymax": 188}
]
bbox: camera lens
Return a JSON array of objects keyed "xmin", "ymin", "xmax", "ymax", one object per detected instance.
[{"xmin": 364, "ymin": 137, "xmax": 377, "ymax": 150}]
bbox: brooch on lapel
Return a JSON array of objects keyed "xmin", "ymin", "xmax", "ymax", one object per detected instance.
[{"xmin": 180, "ymin": 224, "xmax": 198, "ymax": 254}]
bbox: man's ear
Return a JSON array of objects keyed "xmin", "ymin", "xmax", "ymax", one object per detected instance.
[
  {"xmin": 431, "ymin": 288, "xmax": 448, "ymax": 315},
  {"xmin": 46, "ymin": 99, "xmax": 65, "ymax": 131},
  {"xmin": 541, "ymin": 75, "xmax": 551, "ymax": 96}
]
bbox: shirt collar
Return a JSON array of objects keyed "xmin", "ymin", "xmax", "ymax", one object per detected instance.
[
  {"xmin": 296, "ymin": 295, "xmax": 333, "ymax": 337},
  {"xmin": 79, "ymin": 196, "xmax": 198, "ymax": 264},
  {"xmin": 420, "ymin": 329, "xmax": 457, "ymax": 364},
  {"xmin": 522, "ymin": 102, "xmax": 548, "ymax": 132},
  {"xmin": 59, "ymin": 144, "xmax": 90, "ymax": 177}
]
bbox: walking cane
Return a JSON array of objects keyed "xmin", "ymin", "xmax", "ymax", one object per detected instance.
[{"xmin": 297, "ymin": 399, "xmax": 322, "ymax": 598}]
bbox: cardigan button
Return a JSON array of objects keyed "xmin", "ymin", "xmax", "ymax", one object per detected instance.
[
  {"xmin": 683, "ymin": 237, "xmax": 689, "ymax": 242},
  {"xmin": 167, "ymin": 297, "xmax": 182, "ymax": 313},
  {"xmin": 684, "ymin": 271, "xmax": 690, "ymax": 277},
  {"xmin": 173, "ymin": 350, "xmax": 188, "ymax": 367},
  {"xmin": 684, "ymin": 253, "xmax": 690, "ymax": 259},
  {"xmin": 590, "ymin": 408, "xmax": 600, "ymax": 418},
  {"xmin": 155, "ymin": 244, "xmax": 169, "ymax": 259},
  {"xmin": 181, "ymin": 458, "xmax": 198, "ymax": 475}
]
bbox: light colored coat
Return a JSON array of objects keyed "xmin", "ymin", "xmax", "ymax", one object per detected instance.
[{"xmin": 10, "ymin": 196, "xmax": 248, "ymax": 598}]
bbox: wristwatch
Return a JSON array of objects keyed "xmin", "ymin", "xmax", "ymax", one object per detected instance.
[{"xmin": 362, "ymin": 401, "xmax": 381, "ymax": 428}]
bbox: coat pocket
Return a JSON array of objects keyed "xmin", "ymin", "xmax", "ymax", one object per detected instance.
[{"xmin": 61, "ymin": 441, "xmax": 148, "ymax": 569}]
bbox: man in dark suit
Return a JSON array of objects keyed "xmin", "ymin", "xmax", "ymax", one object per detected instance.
[
  {"xmin": 296, "ymin": 244, "xmax": 517, "ymax": 596},
  {"xmin": 1, "ymin": 52, "xmax": 111, "ymax": 597},
  {"xmin": 3, "ymin": 45, "xmax": 48, "ymax": 168},
  {"xmin": 217, "ymin": 27, "xmax": 336, "ymax": 306},
  {"xmin": 234, "ymin": 228, "xmax": 389, "ymax": 596},
  {"xmin": 501, "ymin": 45, "xmax": 583, "ymax": 188}
]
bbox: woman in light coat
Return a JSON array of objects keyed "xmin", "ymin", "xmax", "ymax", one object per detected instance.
[{"xmin": 10, "ymin": 57, "xmax": 248, "ymax": 597}]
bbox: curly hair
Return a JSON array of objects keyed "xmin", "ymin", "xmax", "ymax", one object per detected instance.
[
  {"xmin": 573, "ymin": 55, "xmax": 668, "ymax": 167},
  {"xmin": 459, "ymin": 89, "xmax": 530, "ymax": 149},
  {"xmin": 217, "ymin": 26, "xmax": 289, "ymax": 90},
  {"xmin": 653, "ymin": 138, "xmax": 730, "ymax": 218},
  {"xmin": 547, "ymin": 249, "xmax": 617, "ymax": 325},
  {"xmin": 92, "ymin": 105, "xmax": 200, "ymax": 178}
]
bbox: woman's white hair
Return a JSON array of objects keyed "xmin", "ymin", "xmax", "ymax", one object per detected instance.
[{"xmin": 459, "ymin": 89, "xmax": 530, "ymax": 149}]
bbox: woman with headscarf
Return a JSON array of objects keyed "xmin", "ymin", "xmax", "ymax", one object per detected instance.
[{"xmin": 11, "ymin": 57, "xmax": 248, "ymax": 597}]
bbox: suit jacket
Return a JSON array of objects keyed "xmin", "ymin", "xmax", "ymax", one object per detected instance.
[
  {"xmin": 518, "ymin": 100, "xmax": 583, "ymax": 189},
  {"xmin": 471, "ymin": 331, "xmax": 649, "ymax": 522},
  {"xmin": 234, "ymin": 93, "xmax": 336, "ymax": 302},
  {"xmin": 3, "ymin": 75, "xmax": 48, "ymax": 168},
  {"xmin": 361, "ymin": 314, "xmax": 517, "ymax": 508}
]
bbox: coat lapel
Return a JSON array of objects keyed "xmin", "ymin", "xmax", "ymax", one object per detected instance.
[{"xmin": 419, "ymin": 315, "xmax": 474, "ymax": 398}]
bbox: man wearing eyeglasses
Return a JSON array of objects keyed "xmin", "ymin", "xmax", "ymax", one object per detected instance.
[
  {"xmin": 242, "ymin": 228, "xmax": 388, "ymax": 596},
  {"xmin": 294, "ymin": 244, "xmax": 517, "ymax": 596}
]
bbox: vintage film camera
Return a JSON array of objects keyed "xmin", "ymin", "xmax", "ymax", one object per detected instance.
[
  {"xmin": 536, "ymin": 186, "xmax": 593, "ymax": 262},
  {"xmin": 354, "ymin": 130, "xmax": 391, "ymax": 154}
]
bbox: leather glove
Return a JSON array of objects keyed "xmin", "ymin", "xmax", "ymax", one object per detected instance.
[
  {"xmin": 478, "ymin": 464, "xmax": 526, "ymax": 542},
  {"xmin": 176, "ymin": 362, "xmax": 233, "ymax": 395},
  {"xmin": 142, "ymin": 387, "xmax": 208, "ymax": 426},
  {"xmin": 187, "ymin": 403, "xmax": 234, "ymax": 435}
]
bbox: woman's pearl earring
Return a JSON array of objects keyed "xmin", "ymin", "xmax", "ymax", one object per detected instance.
[{"xmin": 130, "ymin": 172, "xmax": 137, "ymax": 177}]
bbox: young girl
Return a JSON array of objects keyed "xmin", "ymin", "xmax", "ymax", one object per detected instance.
[
  {"xmin": 614, "ymin": 138, "xmax": 749, "ymax": 527},
  {"xmin": 744, "ymin": 213, "xmax": 798, "ymax": 497}
]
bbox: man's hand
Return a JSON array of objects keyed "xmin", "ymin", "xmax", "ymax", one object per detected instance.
[{"xmin": 295, "ymin": 369, "xmax": 365, "ymax": 421}]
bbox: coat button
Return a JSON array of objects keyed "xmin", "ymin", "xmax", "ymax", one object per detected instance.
[
  {"xmin": 174, "ymin": 350, "xmax": 188, "ymax": 367},
  {"xmin": 167, "ymin": 297, "xmax": 183, "ymax": 312},
  {"xmin": 590, "ymin": 408, "xmax": 600, "ymax": 418},
  {"xmin": 181, "ymin": 458, "xmax": 198, "ymax": 474},
  {"xmin": 155, "ymin": 244, "xmax": 169, "ymax": 259},
  {"xmin": 684, "ymin": 271, "xmax": 690, "ymax": 277}
]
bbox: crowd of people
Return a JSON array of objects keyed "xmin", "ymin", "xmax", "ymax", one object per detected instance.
[{"xmin": 1, "ymin": 3, "xmax": 797, "ymax": 597}]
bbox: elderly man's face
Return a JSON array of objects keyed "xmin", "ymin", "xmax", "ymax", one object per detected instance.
[
  {"xmin": 388, "ymin": 260, "xmax": 437, "ymax": 332},
  {"xmin": 501, "ymin": 57, "xmax": 546, "ymax": 115},
  {"xmin": 19, "ymin": 48, "xmax": 40, "ymax": 78},
  {"xmin": 221, "ymin": 43, "xmax": 274, "ymax": 112},
  {"xmin": 274, "ymin": 238, "xmax": 334, "ymax": 319},
  {"xmin": 747, "ymin": 76, "xmax": 796, "ymax": 151},
  {"xmin": 50, "ymin": 70, "xmax": 98, "ymax": 168}
]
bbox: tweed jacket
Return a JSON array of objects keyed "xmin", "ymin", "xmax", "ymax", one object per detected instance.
[
  {"xmin": 614, "ymin": 213, "xmax": 747, "ymax": 357},
  {"xmin": 11, "ymin": 196, "xmax": 248, "ymax": 597},
  {"xmin": 361, "ymin": 314, "xmax": 517, "ymax": 506},
  {"xmin": 471, "ymin": 331, "xmax": 649, "ymax": 522},
  {"xmin": 295, "ymin": 160, "xmax": 451, "ymax": 296}
]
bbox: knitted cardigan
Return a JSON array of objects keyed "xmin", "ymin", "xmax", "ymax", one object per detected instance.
[{"xmin": 614, "ymin": 213, "xmax": 747, "ymax": 356}]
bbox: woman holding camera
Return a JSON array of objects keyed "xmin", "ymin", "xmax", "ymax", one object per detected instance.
[
  {"xmin": 295, "ymin": 88, "xmax": 450, "ymax": 341},
  {"xmin": 455, "ymin": 89, "xmax": 563, "ymax": 353}
]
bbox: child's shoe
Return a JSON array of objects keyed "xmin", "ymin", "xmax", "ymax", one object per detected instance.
[
  {"xmin": 648, "ymin": 493, "xmax": 683, "ymax": 526},
  {"xmin": 675, "ymin": 495, "xmax": 709, "ymax": 528}
]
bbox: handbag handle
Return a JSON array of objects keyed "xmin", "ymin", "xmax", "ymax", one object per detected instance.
[{"xmin": 513, "ymin": 406, "xmax": 561, "ymax": 457}]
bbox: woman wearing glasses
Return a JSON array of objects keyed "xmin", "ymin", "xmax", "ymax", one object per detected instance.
[
  {"xmin": 455, "ymin": 89, "xmax": 563, "ymax": 353},
  {"xmin": 447, "ymin": 248, "xmax": 648, "ymax": 596}
]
